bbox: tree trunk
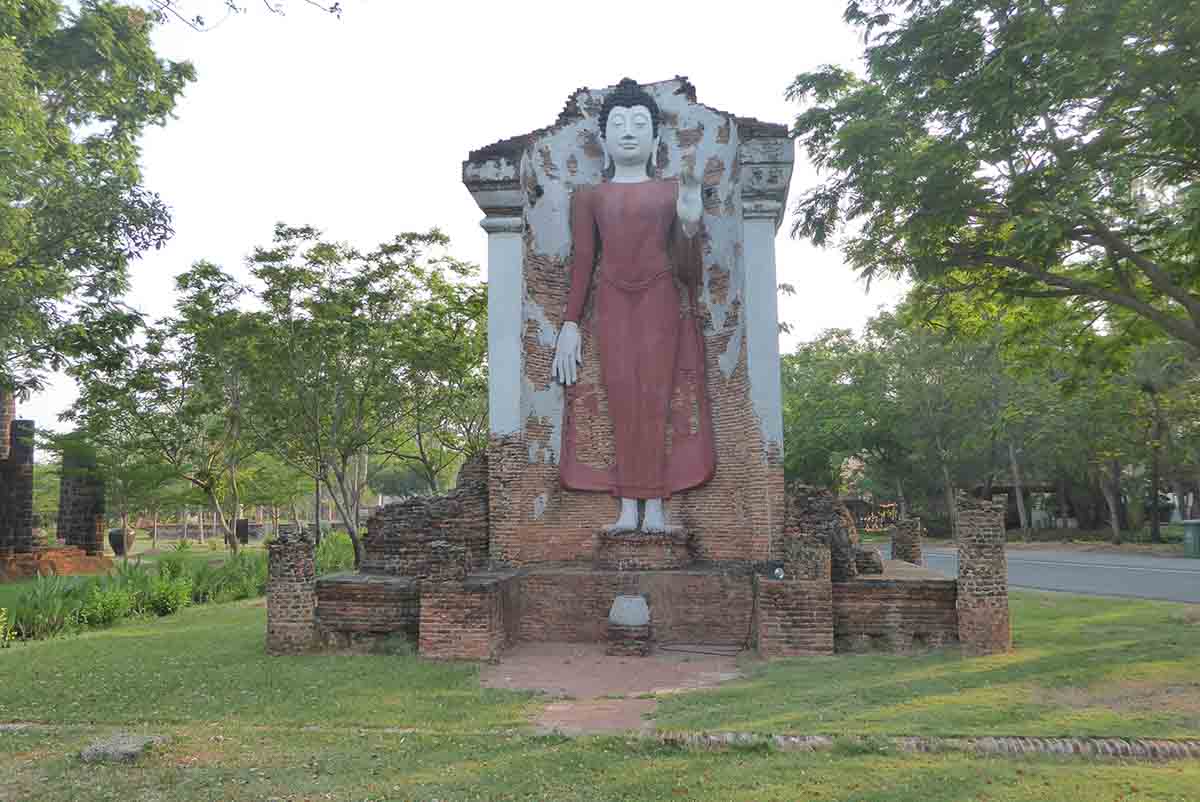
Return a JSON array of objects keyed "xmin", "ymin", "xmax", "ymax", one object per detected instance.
[
  {"xmin": 1008, "ymin": 442, "xmax": 1029, "ymax": 532},
  {"xmin": 896, "ymin": 478, "xmax": 908, "ymax": 519},
  {"xmin": 198, "ymin": 509, "xmax": 206, "ymax": 544},
  {"xmin": 152, "ymin": 511, "xmax": 159, "ymax": 549},
  {"xmin": 1101, "ymin": 460, "xmax": 1122, "ymax": 545},
  {"xmin": 181, "ymin": 508, "xmax": 190, "ymax": 542},
  {"xmin": 941, "ymin": 464, "xmax": 957, "ymax": 540},
  {"xmin": 1150, "ymin": 396, "xmax": 1163, "ymax": 543}
]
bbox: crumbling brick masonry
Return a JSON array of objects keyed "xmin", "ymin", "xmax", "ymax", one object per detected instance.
[
  {"xmin": 955, "ymin": 495, "xmax": 1012, "ymax": 655},
  {"xmin": 266, "ymin": 531, "xmax": 318, "ymax": 655}
]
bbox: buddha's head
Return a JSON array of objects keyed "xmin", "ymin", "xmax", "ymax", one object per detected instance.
[{"xmin": 599, "ymin": 78, "xmax": 660, "ymax": 177}]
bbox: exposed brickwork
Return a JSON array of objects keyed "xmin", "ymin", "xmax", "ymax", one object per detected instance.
[
  {"xmin": 0, "ymin": 417, "xmax": 35, "ymax": 554},
  {"xmin": 315, "ymin": 573, "xmax": 419, "ymax": 649},
  {"xmin": 361, "ymin": 453, "xmax": 488, "ymax": 576},
  {"xmin": 606, "ymin": 623, "xmax": 652, "ymax": 656},
  {"xmin": 854, "ymin": 546, "xmax": 884, "ymax": 575},
  {"xmin": 780, "ymin": 484, "xmax": 859, "ymax": 581},
  {"xmin": 56, "ymin": 440, "xmax": 106, "ymax": 556},
  {"xmin": 956, "ymin": 495, "xmax": 1012, "ymax": 655},
  {"xmin": 891, "ymin": 517, "xmax": 924, "ymax": 565},
  {"xmin": 0, "ymin": 392, "xmax": 13, "ymax": 463},
  {"xmin": 754, "ymin": 577, "xmax": 835, "ymax": 657},
  {"xmin": 418, "ymin": 576, "xmax": 511, "ymax": 661},
  {"xmin": 266, "ymin": 532, "xmax": 317, "ymax": 655},
  {"xmin": 0, "ymin": 547, "xmax": 112, "ymax": 580},
  {"xmin": 833, "ymin": 576, "xmax": 958, "ymax": 653},
  {"xmin": 517, "ymin": 568, "xmax": 754, "ymax": 644},
  {"xmin": 595, "ymin": 530, "xmax": 693, "ymax": 570}
]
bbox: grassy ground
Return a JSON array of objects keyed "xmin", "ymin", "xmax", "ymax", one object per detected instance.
[
  {"xmin": 657, "ymin": 593, "xmax": 1200, "ymax": 737},
  {"xmin": 1, "ymin": 593, "xmax": 1199, "ymax": 800}
]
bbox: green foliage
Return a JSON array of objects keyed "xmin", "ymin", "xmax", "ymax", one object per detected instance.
[
  {"xmin": 315, "ymin": 531, "xmax": 355, "ymax": 575},
  {"xmin": 191, "ymin": 551, "xmax": 268, "ymax": 604},
  {"xmin": 791, "ymin": 0, "xmax": 1200, "ymax": 352},
  {"xmin": 10, "ymin": 574, "xmax": 88, "ymax": 640},
  {"xmin": 76, "ymin": 583, "xmax": 135, "ymax": 628},
  {"xmin": 147, "ymin": 575, "xmax": 193, "ymax": 617},
  {"xmin": 0, "ymin": 0, "xmax": 194, "ymax": 396},
  {"xmin": 0, "ymin": 607, "xmax": 13, "ymax": 648}
]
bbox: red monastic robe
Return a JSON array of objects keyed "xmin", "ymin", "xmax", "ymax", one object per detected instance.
[{"xmin": 559, "ymin": 179, "xmax": 716, "ymax": 499}]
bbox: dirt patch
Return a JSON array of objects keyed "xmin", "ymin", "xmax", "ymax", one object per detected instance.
[
  {"xmin": 482, "ymin": 642, "xmax": 743, "ymax": 736},
  {"xmin": 481, "ymin": 642, "xmax": 741, "ymax": 699},
  {"xmin": 1038, "ymin": 681, "xmax": 1200, "ymax": 715},
  {"xmin": 536, "ymin": 699, "xmax": 658, "ymax": 735}
]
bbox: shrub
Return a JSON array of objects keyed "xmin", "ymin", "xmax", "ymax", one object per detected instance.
[
  {"xmin": 111, "ymin": 560, "xmax": 154, "ymax": 615},
  {"xmin": 148, "ymin": 575, "xmax": 193, "ymax": 616},
  {"xmin": 11, "ymin": 574, "xmax": 89, "ymax": 640},
  {"xmin": 157, "ymin": 552, "xmax": 190, "ymax": 582},
  {"xmin": 171, "ymin": 539, "xmax": 192, "ymax": 553},
  {"xmin": 77, "ymin": 584, "xmax": 135, "ymax": 628},
  {"xmin": 315, "ymin": 532, "xmax": 356, "ymax": 575},
  {"xmin": 0, "ymin": 607, "xmax": 13, "ymax": 648}
]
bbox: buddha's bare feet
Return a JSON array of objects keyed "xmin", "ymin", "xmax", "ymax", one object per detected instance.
[
  {"xmin": 604, "ymin": 498, "xmax": 639, "ymax": 533},
  {"xmin": 640, "ymin": 498, "xmax": 680, "ymax": 534}
]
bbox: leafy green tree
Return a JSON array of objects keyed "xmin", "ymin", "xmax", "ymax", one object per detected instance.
[
  {"xmin": 790, "ymin": 0, "xmax": 1200, "ymax": 351},
  {"xmin": 0, "ymin": 1, "xmax": 194, "ymax": 399},
  {"xmin": 241, "ymin": 224, "xmax": 487, "ymax": 566}
]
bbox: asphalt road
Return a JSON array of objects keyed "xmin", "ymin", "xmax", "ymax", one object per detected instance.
[{"xmin": 883, "ymin": 545, "xmax": 1200, "ymax": 603}]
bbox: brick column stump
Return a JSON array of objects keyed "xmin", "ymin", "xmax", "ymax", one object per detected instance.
[
  {"xmin": 891, "ymin": 517, "xmax": 923, "ymax": 565},
  {"xmin": 267, "ymin": 532, "xmax": 317, "ymax": 655},
  {"xmin": 956, "ymin": 496, "xmax": 1011, "ymax": 655},
  {"xmin": 419, "ymin": 577, "xmax": 506, "ymax": 661},
  {"xmin": 754, "ymin": 577, "xmax": 834, "ymax": 657}
]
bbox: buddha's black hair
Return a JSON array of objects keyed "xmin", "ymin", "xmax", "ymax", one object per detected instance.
[{"xmin": 598, "ymin": 78, "xmax": 660, "ymax": 139}]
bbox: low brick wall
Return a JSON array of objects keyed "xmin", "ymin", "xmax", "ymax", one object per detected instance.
[
  {"xmin": 0, "ymin": 547, "xmax": 112, "ymax": 580},
  {"xmin": 315, "ymin": 573, "xmax": 419, "ymax": 648},
  {"xmin": 595, "ymin": 530, "xmax": 693, "ymax": 570},
  {"xmin": 606, "ymin": 623, "xmax": 652, "ymax": 656},
  {"xmin": 890, "ymin": 517, "xmax": 923, "ymax": 565},
  {"xmin": 956, "ymin": 496, "xmax": 1011, "ymax": 655},
  {"xmin": 266, "ymin": 534, "xmax": 317, "ymax": 655},
  {"xmin": 517, "ymin": 568, "xmax": 754, "ymax": 645},
  {"xmin": 754, "ymin": 577, "xmax": 835, "ymax": 657},
  {"xmin": 832, "ymin": 576, "xmax": 958, "ymax": 653},
  {"xmin": 419, "ymin": 575, "xmax": 512, "ymax": 661}
]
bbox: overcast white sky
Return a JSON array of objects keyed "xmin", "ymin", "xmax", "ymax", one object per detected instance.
[{"xmin": 23, "ymin": 0, "xmax": 905, "ymax": 431}]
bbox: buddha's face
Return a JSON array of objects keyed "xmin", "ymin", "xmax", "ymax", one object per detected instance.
[{"xmin": 603, "ymin": 104, "xmax": 656, "ymax": 168}]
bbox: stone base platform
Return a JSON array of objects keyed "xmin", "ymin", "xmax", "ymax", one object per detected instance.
[
  {"xmin": 594, "ymin": 530, "xmax": 694, "ymax": 571},
  {"xmin": 0, "ymin": 547, "xmax": 112, "ymax": 580},
  {"xmin": 302, "ymin": 560, "xmax": 960, "ymax": 661}
]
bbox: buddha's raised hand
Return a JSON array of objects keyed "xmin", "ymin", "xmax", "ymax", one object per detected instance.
[
  {"xmin": 552, "ymin": 320, "xmax": 582, "ymax": 386},
  {"xmin": 677, "ymin": 148, "xmax": 703, "ymax": 236}
]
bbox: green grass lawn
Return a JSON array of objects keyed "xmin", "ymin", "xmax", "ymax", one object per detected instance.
[
  {"xmin": 2, "ymin": 592, "xmax": 1199, "ymax": 800},
  {"xmin": 656, "ymin": 592, "xmax": 1200, "ymax": 737}
]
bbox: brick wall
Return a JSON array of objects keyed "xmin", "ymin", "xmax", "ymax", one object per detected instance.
[
  {"xmin": 517, "ymin": 568, "xmax": 754, "ymax": 645},
  {"xmin": 361, "ymin": 454, "xmax": 488, "ymax": 576},
  {"xmin": 891, "ymin": 517, "xmax": 923, "ymax": 565},
  {"xmin": 780, "ymin": 484, "xmax": 858, "ymax": 581},
  {"xmin": 418, "ymin": 577, "xmax": 510, "ymax": 661},
  {"xmin": 754, "ymin": 577, "xmax": 835, "ymax": 657},
  {"xmin": 956, "ymin": 495, "xmax": 1012, "ymax": 655},
  {"xmin": 0, "ymin": 416, "xmax": 34, "ymax": 554},
  {"xmin": 832, "ymin": 578, "xmax": 958, "ymax": 653},
  {"xmin": 56, "ymin": 441, "xmax": 105, "ymax": 556},
  {"xmin": 315, "ymin": 573, "xmax": 419, "ymax": 648},
  {"xmin": 266, "ymin": 532, "xmax": 317, "ymax": 655},
  {"xmin": 594, "ymin": 530, "xmax": 693, "ymax": 570}
]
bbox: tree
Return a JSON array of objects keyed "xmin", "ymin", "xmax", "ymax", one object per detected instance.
[
  {"xmin": 241, "ymin": 224, "xmax": 487, "ymax": 566},
  {"xmin": 67, "ymin": 263, "xmax": 256, "ymax": 550},
  {"xmin": 1, "ymin": 1, "xmax": 194, "ymax": 399},
  {"xmin": 790, "ymin": 0, "xmax": 1200, "ymax": 352}
]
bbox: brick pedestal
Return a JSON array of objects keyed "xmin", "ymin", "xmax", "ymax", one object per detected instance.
[
  {"xmin": 754, "ymin": 577, "xmax": 834, "ymax": 657},
  {"xmin": 267, "ymin": 533, "xmax": 317, "ymax": 655},
  {"xmin": 956, "ymin": 496, "xmax": 1011, "ymax": 655},
  {"xmin": 315, "ymin": 573, "xmax": 419, "ymax": 650},
  {"xmin": 891, "ymin": 517, "xmax": 923, "ymax": 565},
  {"xmin": 606, "ymin": 623, "xmax": 652, "ymax": 656},
  {"xmin": 595, "ymin": 530, "xmax": 693, "ymax": 570},
  {"xmin": 419, "ymin": 577, "xmax": 509, "ymax": 661}
]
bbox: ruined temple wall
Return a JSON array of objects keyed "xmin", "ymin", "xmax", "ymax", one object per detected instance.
[
  {"xmin": 0, "ymin": 402, "xmax": 35, "ymax": 555},
  {"xmin": 472, "ymin": 79, "xmax": 789, "ymax": 568}
]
